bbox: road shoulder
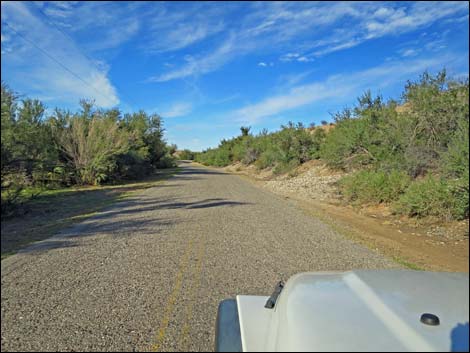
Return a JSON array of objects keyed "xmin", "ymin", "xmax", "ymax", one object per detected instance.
[{"xmin": 193, "ymin": 162, "xmax": 469, "ymax": 273}]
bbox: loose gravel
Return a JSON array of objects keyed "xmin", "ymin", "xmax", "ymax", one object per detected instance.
[
  {"xmin": 263, "ymin": 162, "xmax": 343, "ymax": 202},
  {"xmin": 1, "ymin": 162, "xmax": 397, "ymax": 352}
]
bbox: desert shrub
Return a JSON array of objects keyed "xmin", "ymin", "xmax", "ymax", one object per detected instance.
[
  {"xmin": 242, "ymin": 146, "xmax": 259, "ymax": 165},
  {"xmin": 310, "ymin": 128, "xmax": 326, "ymax": 159},
  {"xmin": 274, "ymin": 122, "xmax": 315, "ymax": 164},
  {"xmin": 320, "ymin": 116, "xmax": 369, "ymax": 169},
  {"xmin": 193, "ymin": 70, "xmax": 469, "ymax": 221},
  {"xmin": 196, "ymin": 146, "xmax": 232, "ymax": 167},
  {"xmin": 273, "ymin": 159, "xmax": 300, "ymax": 175},
  {"xmin": 231, "ymin": 138, "xmax": 249, "ymax": 163},
  {"xmin": 400, "ymin": 71, "xmax": 469, "ymax": 177},
  {"xmin": 196, "ymin": 121, "xmax": 320, "ymax": 171},
  {"xmin": 320, "ymin": 93, "xmax": 404, "ymax": 171},
  {"xmin": 340, "ymin": 170, "xmax": 411, "ymax": 204},
  {"xmin": 178, "ymin": 149, "xmax": 195, "ymax": 160},
  {"xmin": 1, "ymin": 172, "xmax": 27, "ymax": 216},
  {"xmin": 255, "ymin": 148, "xmax": 279, "ymax": 169},
  {"xmin": 154, "ymin": 154, "xmax": 176, "ymax": 168},
  {"xmin": 1, "ymin": 83, "xmax": 177, "ymax": 215},
  {"xmin": 439, "ymin": 115, "xmax": 469, "ymax": 219},
  {"xmin": 393, "ymin": 176, "xmax": 458, "ymax": 219}
]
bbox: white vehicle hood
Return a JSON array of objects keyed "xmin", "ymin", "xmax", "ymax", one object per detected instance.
[{"xmin": 237, "ymin": 270, "xmax": 469, "ymax": 352}]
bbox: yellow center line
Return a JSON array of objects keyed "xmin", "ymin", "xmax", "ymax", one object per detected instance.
[
  {"xmin": 152, "ymin": 238, "xmax": 194, "ymax": 352},
  {"xmin": 179, "ymin": 235, "xmax": 206, "ymax": 351}
]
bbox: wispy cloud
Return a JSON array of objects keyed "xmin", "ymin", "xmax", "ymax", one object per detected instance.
[
  {"xmin": 36, "ymin": 1, "xmax": 142, "ymax": 52},
  {"xmin": 364, "ymin": 2, "xmax": 469, "ymax": 39},
  {"xmin": 399, "ymin": 48, "xmax": 420, "ymax": 58},
  {"xmin": 280, "ymin": 52, "xmax": 314, "ymax": 63},
  {"xmin": 148, "ymin": 35, "xmax": 238, "ymax": 82},
  {"xmin": 137, "ymin": 2, "xmax": 235, "ymax": 54},
  {"xmin": 280, "ymin": 53, "xmax": 298, "ymax": 62},
  {"xmin": 1, "ymin": 1, "xmax": 119, "ymax": 107},
  {"xmin": 230, "ymin": 56, "xmax": 460, "ymax": 124},
  {"xmin": 277, "ymin": 70, "xmax": 316, "ymax": 88},
  {"xmin": 258, "ymin": 62, "xmax": 274, "ymax": 67},
  {"xmin": 150, "ymin": 2, "xmax": 468, "ymax": 82},
  {"xmin": 160, "ymin": 102, "xmax": 192, "ymax": 118}
]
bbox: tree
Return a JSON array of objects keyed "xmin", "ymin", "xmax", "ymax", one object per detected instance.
[
  {"xmin": 51, "ymin": 102, "xmax": 130, "ymax": 185},
  {"xmin": 1, "ymin": 82, "xmax": 17, "ymax": 178},
  {"xmin": 240, "ymin": 126, "xmax": 251, "ymax": 136},
  {"xmin": 15, "ymin": 99, "xmax": 56, "ymax": 184}
]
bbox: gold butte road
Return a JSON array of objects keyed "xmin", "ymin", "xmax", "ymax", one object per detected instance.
[{"xmin": 1, "ymin": 161, "xmax": 398, "ymax": 352}]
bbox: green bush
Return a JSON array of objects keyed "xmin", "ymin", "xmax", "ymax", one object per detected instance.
[
  {"xmin": 255, "ymin": 148, "xmax": 278, "ymax": 169},
  {"xmin": 154, "ymin": 154, "xmax": 176, "ymax": 169},
  {"xmin": 231, "ymin": 138, "xmax": 249, "ymax": 163},
  {"xmin": 193, "ymin": 71, "xmax": 469, "ymax": 221},
  {"xmin": 273, "ymin": 159, "xmax": 300, "ymax": 175},
  {"xmin": 195, "ymin": 146, "xmax": 231, "ymax": 167},
  {"xmin": 1, "ymin": 83, "xmax": 177, "ymax": 215},
  {"xmin": 310, "ymin": 128, "xmax": 326, "ymax": 159},
  {"xmin": 447, "ymin": 179, "xmax": 469, "ymax": 220},
  {"xmin": 439, "ymin": 115, "xmax": 469, "ymax": 219},
  {"xmin": 178, "ymin": 149, "xmax": 195, "ymax": 160},
  {"xmin": 393, "ymin": 176, "xmax": 457, "ymax": 219},
  {"xmin": 340, "ymin": 170, "xmax": 411, "ymax": 204},
  {"xmin": 196, "ymin": 121, "xmax": 319, "ymax": 171}
]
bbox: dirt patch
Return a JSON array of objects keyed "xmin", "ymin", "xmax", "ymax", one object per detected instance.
[
  {"xmin": 263, "ymin": 160, "xmax": 344, "ymax": 202},
  {"xmin": 293, "ymin": 199, "xmax": 469, "ymax": 272},
  {"xmin": 224, "ymin": 162, "xmax": 274, "ymax": 180},
  {"xmin": 222, "ymin": 161, "xmax": 469, "ymax": 272}
]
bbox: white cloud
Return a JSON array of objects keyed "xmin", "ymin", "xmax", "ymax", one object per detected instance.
[
  {"xmin": 400, "ymin": 48, "xmax": 419, "ymax": 57},
  {"xmin": 364, "ymin": 2, "xmax": 469, "ymax": 39},
  {"xmin": 1, "ymin": 1, "xmax": 119, "ymax": 107},
  {"xmin": 258, "ymin": 62, "xmax": 267, "ymax": 67},
  {"xmin": 148, "ymin": 2, "xmax": 362, "ymax": 81},
  {"xmin": 230, "ymin": 56, "xmax": 459, "ymax": 124},
  {"xmin": 278, "ymin": 70, "xmax": 315, "ymax": 88},
  {"xmin": 37, "ymin": 2, "xmax": 141, "ymax": 52},
  {"xmin": 152, "ymin": 2, "xmax": 468, "ymax": 82},
  {"xmin": 312, "ymin": 38, "xmax": 361, "ymax": 57},
  {"xmin": 86, "ymin": 18, "xmax": 140, "ymax": 51},
  {"xmin": 151, "ymin": 2, "xmax": 467, "ymax": 82},
  {"xmin": 297, "ymin": 56, "xmax": 313, "ymax": 63},
  {"xmin": 280, "ymin": 52, "xmax": 314, "ymax": 63},
  {"xmin": 148, "ymin": 36, "xmax": 238, "ymax": 82},
  {"xmin": 161, "ymin": 102, "xmax": 192, "ymax": 118},
  {"xmin": 143, "ymin": 3, "xmax": 228, "ymax": 53},
  {"xmin": 148, "ymin": 21, "xmax": 225, "ymax": 53},
  {"xmin": 280, "ymin": 53, "xmax": 300, "ymax": 62}
]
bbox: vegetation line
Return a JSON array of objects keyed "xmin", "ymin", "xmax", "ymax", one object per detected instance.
[
  {"xmin": 2, "ymin": 82, "xmax": 178, "ymax": 217},
  {"xmin": 193, "ymin": 70, "xmax": 469, "ymax": 223}
]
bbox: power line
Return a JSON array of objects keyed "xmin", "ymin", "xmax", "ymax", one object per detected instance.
[
  {"xmin": 2, "ymin": 20, "xmax": 119, "ymax": 107},
  {"xmin": 31, "ymin": 4, "xmax": 141, "ymax": 110},
  {"xmin": 33, "ymin": 4, "xmax": 99, "ymax": 69}
]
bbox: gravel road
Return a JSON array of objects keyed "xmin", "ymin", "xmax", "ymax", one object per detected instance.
[{"xmin": 1, "ymin": 162, "xmax": 397, "ymax": 352}]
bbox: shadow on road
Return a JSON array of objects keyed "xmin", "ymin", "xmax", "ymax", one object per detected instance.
[
  {"xmin": 9, "ymin": 163, "xmax": 246, "ymax": 257},
  {"xmin": 169, "ymin": 166, "xmax": 227, "ymax": 181},
  {"xmin": 16, "ymin": 196, "xmax": 251, "ymax": 256}
]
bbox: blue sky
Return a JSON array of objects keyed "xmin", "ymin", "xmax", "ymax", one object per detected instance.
[{"xmin": 1, "ymin": 1, "xmax": 469, "ymax": 151}]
